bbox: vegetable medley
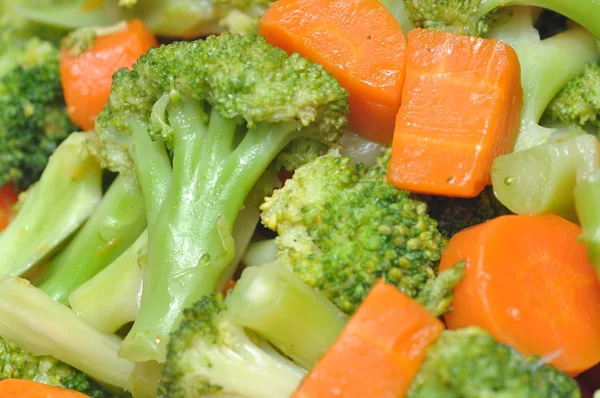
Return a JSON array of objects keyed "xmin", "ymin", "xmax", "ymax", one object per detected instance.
[{"xmin": 1, "ymin": 0, "xmax": 600, "ymax": 397}]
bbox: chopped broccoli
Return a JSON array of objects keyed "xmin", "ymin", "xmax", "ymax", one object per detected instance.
[
  {"xmin": 417, "ymin": 186, "xmax": 511, "ymax": 238},
  {"xmin": 0, "ymin": 29, "xmax": 77, "ymax": 189},
  {"xmin": 544, "ymin": 62, "xmax": 600, "ymax": 129},
  {"xmin": 0, "ymin": 132, "xmax": 102, "ymax": 279},
  {"xmin": 408, "ymin": 327, "xmax": 580, "ymax": 397},
  {"xmin": 0, "ymin": 337, "xmax": 112, "ymax": 398},
  {"xmin": 575, "ymin": 169, "xmax": 600, "ymax": 278},
  {"xmin": 260, "ymin": 149, "xmax": 455, "ymax": 314},
  {"xmin": 96, "ymin": 33, "xmax": 348, "ymax": 362},
  {"xmin": 403, "ymin": 0, "xmax": 600, "ymax": 38},
  {"xmin": 159, "ymin": 293, "xmax": 306, "ymax": 397},
  {"xmin": 378, "ymin": 0, "xmax": 414, "ymax": 35}
]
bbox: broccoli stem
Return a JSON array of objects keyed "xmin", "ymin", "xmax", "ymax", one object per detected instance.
[
  {"xmin": 242, "ymin": 239, "xmax": 279, "ymax": 267},
  {"xmin": 0, "ymin": 276, "xmax": 134, "ymax": 390},
  {"xmin": 575, "ymin": 170, "xmax": 600, "ymax": 278},
  {"xmin": 0, "ymin": 133, "xmax": 103, "ymax": 278},
  {"xmin": 226, "ymin": 261, "xmax": 348, "ymax": 369},
  {"xmin": 120, "ymin": 101, "xmax": 300, "ymax": 362},
  {"xmin": 38, "ymin": 174, "xmax": 147, "ymax": 304},
  {"xmin": 12, "ymin": 1, "xmax": 115, "ymax": 29}
]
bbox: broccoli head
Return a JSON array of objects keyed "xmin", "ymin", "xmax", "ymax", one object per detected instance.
[
  {"xmin": 0, "ymin": 337, "xmax": 112, "ymax": 398},
  {"xmin": 159, "ymin": 293, "xmax": 306, "ymax": 397},
  {"xmin": 0, "ymin": 30, "xmax": 76, "ymax": 189},
  {"xmin": 408, "ymin": 327, "xmax": 580, "ymax": 397},
  {"xmin": 96, "ymin": 33, "xmax": 348, "ymax": 362},
  {"xmin": 260, "ymin": 149, "xmax": 449, "ymax": 314}
]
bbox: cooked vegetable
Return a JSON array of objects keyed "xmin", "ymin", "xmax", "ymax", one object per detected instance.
[
  {"xmin": 294, "ymin": 281, "xmax": 444, "ymax": 398},
  {"xmin": 440, "ymin": 214, "xmax": 600, "ymax": 375},
  {"xmin": 575, "ymin": 170, "xmax": 600, "ymax": 278},
  {"xmin": 0, "ymin": 379, "xmax": 89, "ymax": 398},
  {"xmin": 259, "ymin": 0, "xmax": 406, "ymax": 143},
  {"xmin": 0, "ymin": 184, "xmax": 18, "ymax": 231},
  {"xmin": 59, "ymin": 19, "xmax": 158, "ymax": 131},
  {"xmin": 7, "ymin": 0, "xmax": 115, "ymax": 30},
  {"xmin": 388, "ymin": 28, "xmax": 522, "ymax": 198}
]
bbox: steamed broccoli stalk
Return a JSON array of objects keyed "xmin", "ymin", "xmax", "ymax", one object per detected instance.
[
  {"xmin": 112, "ymin": 0, "xmax": 270, "ymax": 38},
  {"xmin": 408, "ymin": 327, "xmax": 580, "ymax": 397},
  {"xmin": 0, "ymin": 337, "xmax": 112, "ymax": 398},
  {"xmin": 95, "ymin": 33, "xmax": 348, "ymax": 362},
  {"xmin": 575, "ymin": 170, "xmax": 600, "ymax": 278},
  {"xmin": 403, "ymin": 0, "xmax": 600, "ymax": 38},
  {"xmin": 242, "ymin": 238, "xmax": 279, "ymax": 267},
  {"xmin": 159, "ymin": 293, "xmax": 306, "ymax": 397},
  {"xmin": 543, "ymin": 62, "xmax": 600, "ymax": 130},
  {"xmin": 227, "ymin": 261, "xmax": 348, "ymax": 369},
  {"xmin": 260, "ymin": 149, "xmax": 452, "ymax": 314},
  {"xmin": 8, "ymin": 0, "xmax": 115, "ymax": 30},
  {"xmin": 0, "ymin": 29, "xmax": 77, "ymax": 189},
  {"xmin": 0, "ymin": 276, "xmax": 134, "ymax": 391},
  {"xmin": 37, "ymin": 174, "xmax": 147, "ymax": 305},
  {"xmin": 0, "ymin": 133, "xmax": 102, "ymax": 279},
  {"xmin": 378, "ymin": 0, "xmax": 414, "ymax": 35},
  {"xmin": 486, "ymin": 7, "xmax": 600, "ymax": 150},
  {"xmin": 417, "ymin": 186, "xmax": 511, "ymax": 238}
]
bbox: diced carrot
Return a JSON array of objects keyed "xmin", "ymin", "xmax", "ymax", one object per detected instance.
[
  {"xmin": 259, "ymin": 0, "xmax": 406, "ymax": 144},
  {"xmin": 0, "ymin": 379, "xmax": 89, "ymax": 398},
  {"xmin": 221, "ymin": 280, "xmax": 237, "ymax": 296},
  {"xmin": 60, "ymin": 19, "xmax": 158, "ymax": 131},
  {"xmin": 387, "ymin": 29, "xmax": 523, "ymax": 198},
  {"xmin": 0, "ymin": 184, "xmax": 19, "ymax": 231},
  {"xmin": 293, "ymin": 281, "xmax": 444, "ymax": 398},
  {"xmin": 440, "ymin": 214, "xmax": 600, "ymax": 375}
]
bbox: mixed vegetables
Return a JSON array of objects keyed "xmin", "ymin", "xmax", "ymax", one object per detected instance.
[{"xmin": 0, "ymin": 0, "xmax": 600, "ymax": 397}]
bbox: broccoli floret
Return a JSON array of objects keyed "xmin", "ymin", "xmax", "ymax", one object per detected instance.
[
  {"xmin": 408, "ymin": 327, "xmax": 580, "ymax": 397},
  {"xmin": 0, "ymin": 337, "xmax": 112, "ymax": 398},
  {"xmin": 544, "ymin": 62, "xmax": 600, "ymax": 129},
  {"xmin": 260, "ymin": 149, "xmax": 453, "ymax": 314},
  {"xmin": 417, "ymin": 186, "xmax": 511, "ymax": 238},
  {"xmin": 112, "ymin": 0, "xmax": 271, "ymax": 38},
  {"xmin": 159, "ymin": 293, "xmax": 306, "ymax": 397},
  {"xmin": 0, "ymin": 132, "xmax": 103, "ymax": 279},
  {"xmin": 0, "ymin": 30, "xmax": 76, "ymax": 189},
  {"xmin": 403, "ymin": 0, "xmax": 600, "ymax": 38},
  {"xmin": 95, "ymin": 33, "xmax": 348, "ymax": 362}
]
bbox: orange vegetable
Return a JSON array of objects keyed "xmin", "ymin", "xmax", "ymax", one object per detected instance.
[
  {"xmin": 293, "ymin": 281, "xmax": 444, "ymax": 398},
  {"xmin": 440, "ymin": 214, "xmax": 600, "ymax": 375},
  {"xmin": 388, "ymin": 28, "xmax": 523, "ymax": 198},
  {"xmin": 259, "ymin": 0, "xmax": 406, "ymax": 144},
  {"xmin": 0, "ymin": 184, "xmax": 19, "ymax": 231},
  {"xmin": 221, "ymin": 280, "xmax": 237, "ymax": 296},
  {"xmin": 0, "ymin": 379, "xmax": 89, "ymax": 398},
  {"xmin": 60, "ymin": 19, "xmax": 158, "ymax": 131}
]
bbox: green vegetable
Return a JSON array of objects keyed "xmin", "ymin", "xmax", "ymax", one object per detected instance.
[
  {"xmin": 226, "ymin": 261, "xmax": 348, "ymax": 369},
  {"xmin": 0, "ymin": 337, "xmax": 112, "ymax": 398},
  {"xmin": 575, "ymin": 170, "xmax": 600, "ymax": 277},
  {"xmin": 408, "ymin": 327, "xmax": 580, "ymax": 397},
  {"xmin": 159, "ymin": 293, "xmax": 306, "ymax": 397},
  {"xmin": 96, "ymin": 33, "xmax": 348, "ymax": 362},
  {"xmin": 378, "ymin": 0, "xmax": 414, "ymax": 35},
  {"xmin": 9, "ymin": 0, "xmax": 115, "ymax": 30},
  {"xmin": 0, "ymin": 132, "xmax": 102, "ymax": 278}
]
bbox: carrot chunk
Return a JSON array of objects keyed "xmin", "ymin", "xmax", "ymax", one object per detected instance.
[
  {"xmin": 259, "ymin": 0, "xmax": 406, "ymax": 144},
  {"xmin": 293, "ymin": 281, "xmax": 444, "ymax": 397},
  {"xmin": 388, "ymin": 29, "xmax": 523, "ymax": 198},
  {"xmin": 440, "ymin": 214, "xmax": 600, "ymax": 375},
  {"xmin": 0, "ymin": 183, "xmax": 19, "ymax": 231},
  {"xmin": 0, "ymin": 379, "xmax": 89, "ymax": 398}
]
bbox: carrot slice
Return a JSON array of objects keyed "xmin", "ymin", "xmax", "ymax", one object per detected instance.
[
  {"xmin": 387, "ymin": 28, "xmax": 523, "ymax": 198},
  {"xmin": 0, "ymin": 183, "xmax": 19, "ymax": 231},
  {"xmin": 0, "ymin": 379, "xmax": 89, "ymax": 398},
  {"xmin": 259, "ymin": 0, "xmax": 406, "ymax": 144},
  {"xmin": 440, "ymin": 214, "xmax": 600, "ymax": 375},
  {"xmin": 60, "ymin": 19, "xmax": 158, "ymax": 131},
  {"xmin": 293, "ymin": 281, "xmax": 444, "ymax": 397}
]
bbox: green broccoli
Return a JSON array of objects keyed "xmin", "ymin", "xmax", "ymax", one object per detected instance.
[
  {"xmin": 544, "ymin": 62, "xmax": 600, "ymax": 130},
  {"xmin": 159, "ymin": 293, "xmax": 306, "ymax": 397},
  {"xmin": 403, "ymin": 0, "xmax": 600, "ymax": 38},
  {"xmin": 0, "ymin": 132, "xmax": 103, "ymax": 279},
  {"xmin": 408, "ymin": 327, "xmax": 580, "ymax": 397},
  {"xmin": 259, "ymin": 148, "xmax": 460, "ymax": 315},
  {"xmin": 0, "ymin": 337, "xmax": 112, "ymax": 398},
  {"xmin": 378, "ymin": 0, "xmax": 414, "ymax": 35},
  {"xmin": 0, "ymin": 29, "xmax": 77, "ymax": 189},
  {"xmin": 575, "ymin": 169, "xmax": 600, "ymax": 278},
  {"xmin": 95, "ymin": 33, "xmax": 348, "ymax": 362}
]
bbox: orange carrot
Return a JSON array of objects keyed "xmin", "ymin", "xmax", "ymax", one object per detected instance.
[
  {"xmin": 0, "ymin": 379, "xmax": 89, "ymax": 398},
  {"xmin": 293, "ymin": 281, "xmax": 444, "ymax": 398},
  {"xmin": 259, "ymin": 0, "xmax": 406, "ymax": 144},
  {"xmin": 221, "ymin": 280, "xmax": 237, "ymax": 296},
  {"xmin": 0, "ymin": 184, "xmax": 19, "ymax": 231},
  {"xmin": 440, "ymin": 214, "xmax": 600, "ymax": 375},
  {"xmin": 387, "ymin": 28, "xmax": 523, "ymax": 198},
  {"xmin": 60, "ymin": 19, "xmax": 158, "ymax": 131}
]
